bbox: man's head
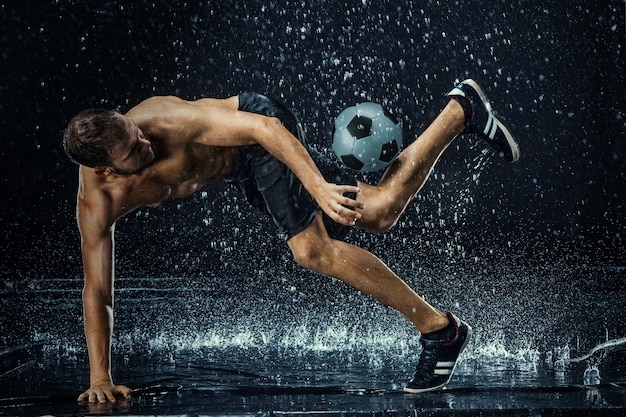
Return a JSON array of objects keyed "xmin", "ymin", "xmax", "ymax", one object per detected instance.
[{"xmin": 64, "ymin": 109, "xmax": 154, "ymax": 175}]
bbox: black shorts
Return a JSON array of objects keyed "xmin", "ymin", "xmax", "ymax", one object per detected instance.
[{"xmin": 237, "ymin": 92, "xmax": 357, "ymax": 241}]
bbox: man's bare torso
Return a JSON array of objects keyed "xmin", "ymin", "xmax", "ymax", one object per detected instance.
[{"xmin": 78, "ymin": 96, "xmax": 241, "ymax": 223}]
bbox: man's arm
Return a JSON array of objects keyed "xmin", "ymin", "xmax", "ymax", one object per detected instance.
[
  {"xmin": 75, "ymin": 175, "xmax": 131, "ymax": 403},
  {"xmin": 215, "ymin": 109, "xmax": 365, "ymax": 225}
]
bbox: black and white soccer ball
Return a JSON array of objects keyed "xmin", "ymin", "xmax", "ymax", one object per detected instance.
[{"xmin": 332, "ymin": 102, "xmax": 402, "ymax": 172}]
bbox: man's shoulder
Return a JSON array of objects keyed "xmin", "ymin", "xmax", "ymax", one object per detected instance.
[
  {"xmin": 126, "ymin": 96, "xmax": 185, "ymax": 117},
  {"xmin": 77, "ymin": 167, "xmax": 135, "ymax": 221},
  {"xmin": 128, "ymin": 95, "xmax": 238, "ymax": 116},
  {"xmin": 127, "ymin": 95, "xmax": 241, "ymax": 142},
  {"xmin": 125, "ymin": 96, "xmax": 192, "ymax": 139}
]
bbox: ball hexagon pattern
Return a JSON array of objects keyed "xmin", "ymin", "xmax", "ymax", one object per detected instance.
[{"xmin": 332, "ymin": 102, "xmax": 402, "ymax": 172}]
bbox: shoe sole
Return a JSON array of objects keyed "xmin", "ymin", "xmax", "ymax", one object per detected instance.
[
  {"xmin": 403, "ymin": 324, "xmax": 473, "ymax": 394},
  {"xmin": 462, "ymin": 79, "xmax": 520, "ymax": 163}
]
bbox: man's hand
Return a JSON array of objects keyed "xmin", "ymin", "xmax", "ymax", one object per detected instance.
[
  {"xmin": 315, "ymin": 182, "xmax": 364, "ymax": 226},
  {"xmin": 77, "ymin": 382, "xmax": 132, "ymax": 403}
]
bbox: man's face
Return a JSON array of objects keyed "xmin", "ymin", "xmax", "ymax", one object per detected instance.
[{"xmin": 108, "ymin": 115, "xmax": 155, "ymax": 174}]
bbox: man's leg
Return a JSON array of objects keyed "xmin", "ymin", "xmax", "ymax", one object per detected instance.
[
  {"xmin": 288, "ymin": 213, "xmax": 471, "ymax": 393},
  {"xmin": 355, "ymin": 79, "xmax": 519, "ymax": 233},
  {"xmin": 355, "ymin": 99, "xmax": 465, "ymax": 232},
  {"xmin": 287, "ymin": 213, "xmax": 449, "ymax": 334},
  {"xmin": 290, "ymin": 212, "xmax": 473, "ymax": 393}
]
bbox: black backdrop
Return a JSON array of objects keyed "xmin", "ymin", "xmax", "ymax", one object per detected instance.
[{"xmin": 1, "ymin": 1, "xmax": 624, "ymax": 281}]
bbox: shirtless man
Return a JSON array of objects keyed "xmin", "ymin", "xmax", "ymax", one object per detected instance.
[{"xmin": 64, "ymin": 79, "xmax": 518, "ymax": 403}]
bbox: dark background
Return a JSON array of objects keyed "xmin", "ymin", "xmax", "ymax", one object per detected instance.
[{"xmin": 0, "ymin": 1, "xmax": 624, "ymax": 352}]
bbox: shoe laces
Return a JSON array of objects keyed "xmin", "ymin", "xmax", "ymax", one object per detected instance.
[{"xmin": 412, "ymin": 340, "xmax": 442, "ymax": 379}]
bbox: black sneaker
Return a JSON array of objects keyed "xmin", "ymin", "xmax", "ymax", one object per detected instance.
[
  {"xmin": 404, "ymin": 312, "xmax": 472, "ymax": 393},
  {"xmin": 446, "ymin": 79, "xmax": 520, "ymax": 163}
]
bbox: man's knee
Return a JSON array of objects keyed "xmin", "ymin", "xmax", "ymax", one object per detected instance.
[
  {"xmin": 288, "ymin": 229, "xmax": 337, "ymax": 273},
  {"xmin": 372, "ymin": 213, "xmax": 398, "ymax": 234},
  {"xmin": 357, "ymin": 186, "xmax": 402, "ymax": 233},
  {"xmin": 290, "ymin": 238, "xmax": 326, "ymax": 271},
  {"xmin": 361, "ymin": 206, "xmax": 400, "ymax": 234}
]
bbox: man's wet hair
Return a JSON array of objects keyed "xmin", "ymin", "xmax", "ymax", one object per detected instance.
[{"xmin": 63, "ymin": 109, "xmax": 127, "ymax": 167}]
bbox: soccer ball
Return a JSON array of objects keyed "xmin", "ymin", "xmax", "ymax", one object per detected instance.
[{"xmin": 332, "ymin": 102, "xmax": 402, "ymax": 172}]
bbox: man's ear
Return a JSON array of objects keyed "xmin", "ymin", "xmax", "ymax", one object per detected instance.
[{"xmin": 93, "ymin": 166, "xmax": 113, "ymax": 177}]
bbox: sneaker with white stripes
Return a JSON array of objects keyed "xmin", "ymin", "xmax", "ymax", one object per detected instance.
[
  {"xmin": 447, "ymin": 79, "xmax": 520, "ymax": 163},
  {"xmin": 404, "ymin": 312, "xmax": 472, "ymax": 393}
]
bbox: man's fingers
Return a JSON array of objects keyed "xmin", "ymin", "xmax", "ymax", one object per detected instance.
[
  {"xmin": 118, "ymin": 386, "xmax": 132, "ymax": 399},
  {"xmin": 334, "ymin": 185, "xmax": 364, "ymax": 209},
  {"xmin": 96, "ymin": 390, "xmax": 111, "ymax": 403},
  {"xmin": 340, "ymin": 196, "xmax": 364, "ymax": 210},
  {"xmin": 333, "ymin": 214, "xmax": 355, "ymax": 226},
  {"xmin": 334, "ymin": 201, "xmax": 361, "ymax": 218},
  {"xmin": 331, "ymin": 207, "xmax": 360, "ymax": 226},
  {"xmin": 78, "ymin": 385, "xmax": 131, "ymax": 404},
  {"xmin": 318, "ymin": 183, "xmax": 365, "ymax": 225},
  {"xmin": 105, "ymin": 390, "xmax": 118, "ymax": 403},
  {"xmin": 336, "ymin": 184, "xmax": 360, "ymax": 194}
]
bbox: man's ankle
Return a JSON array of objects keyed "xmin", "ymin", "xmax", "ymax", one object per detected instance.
[{"xmin": 421, "ymin": 314, "xmax": 455, "ymax": 342}]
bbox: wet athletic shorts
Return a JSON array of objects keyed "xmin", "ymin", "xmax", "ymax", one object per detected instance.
[{"xmin": 237, "ymin": 92, "xmax": 357, "ymax": 241}]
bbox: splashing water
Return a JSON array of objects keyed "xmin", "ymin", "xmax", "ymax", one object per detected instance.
[{"xmin": 570, "ymin": 337, "xmax": 626, "ymax": 364}]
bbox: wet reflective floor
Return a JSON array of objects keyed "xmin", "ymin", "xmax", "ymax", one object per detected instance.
[
  {"xmin": 2, "ymin": 266, "xmax": 625, "ymax": 416},
  {"xmin": 1, "ymin": 343, "xmax": 625, "ymax": 416}
]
